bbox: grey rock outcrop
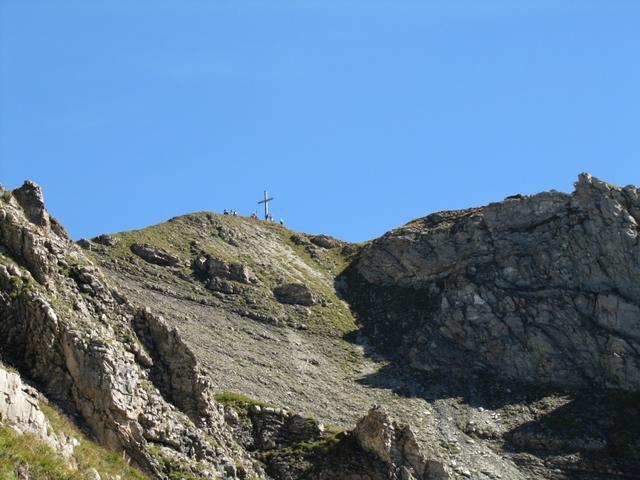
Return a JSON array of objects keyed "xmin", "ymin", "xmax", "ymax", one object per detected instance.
[
  {"xmin": 133, "ymin": 308, "xmax": 219, "ymax": 428},
  {"xmin": 193, "ymin": 255, "xmax": 258, "ymax": 285},
  {"xmin": 273, "ymin": 283, "xmax": 317, "ymax": 306},
  {"xmin": 131, "ymin": 243, "xmax": 181, "ymax": 267},
  {"xmin": 310, "ymin": 235, "xmax": 340, "ymax": 249},
  {"xmin": 92, "ymin": 234, "xmax": 118, "ymax": 247},
  {"xmin": 248, "ymin": 405, "xmax": 324, "ymax": 450},
  {"xmin": 351, "ymin": 173, "xmax": 640, "ymax": 391},
  {"xmin": 0, "ymin": 365, "xmax": 78, "ymax": 461},
  {"xmin": 354, "ymin": 406, "xmax": 449, "ymax": 480},
  {"xmin": 12, "ymin": 180, "xmax": 50, "ymax": 228}
]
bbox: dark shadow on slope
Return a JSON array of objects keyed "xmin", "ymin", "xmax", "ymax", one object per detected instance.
[
  {"xmin": 345, "ymin": 332, "xmax": 556, "ymax": 409},
  {"xmin": 505, "ymin": 391, "xmax": 640, "ymax": 480},
  {"xmin": 337, "ymin": 263, "xmax": 640, "ymax": 479},
  {"xmin": 337, "ymin": 262, "xmax": 555, "ymax": 409}
]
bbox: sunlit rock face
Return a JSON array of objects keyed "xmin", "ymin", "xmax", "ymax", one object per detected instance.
[{"xmin": 352, "ymin": 173, "xmax": 640, "ymax": 391}]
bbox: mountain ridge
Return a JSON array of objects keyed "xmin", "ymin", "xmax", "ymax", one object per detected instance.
[{"xmin": 1, "ymin": 175, "xmax": 639, "ymax": 480}]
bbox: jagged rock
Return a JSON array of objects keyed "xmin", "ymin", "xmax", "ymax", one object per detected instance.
[
  {"xmin": 0, "ymin": 196, "xmax": 60, "ymax": 284},
  {"xmin": 92, "ymin": 234, "xmax": 118, "ymax": 247},
  {"xmin": 50, "ymin": 216, "xmax": 71, "ymax": 241},
  {"xmin": 351, "ymin": 173, "xmax": 640, "ymax": 391},
  {"xmin": 215, "ymin": 226, "xmax": 241, "ymax": 247},
  {"xmin": 310, "ymin": 235, "xmax": 340, "ymax": 249},
  {"xmin": 68, "ymin": 265, "xmax": 111, "ymax": 300},
  {"xmin": 12, "ymin": 180, "xmax": 50, "ymax": 228},
  {"xmin": 133, "ymin": 307, "xmax": 219, "ymax": 428},
  {"xmin": 273, "ymin": 283, "xmax": 317, "ymax": 306},
  {"xmin": 131, "ymin": 243, "xmax": 180, "ymax": 267},
  {"xmin": 353, "ymin": 406, "xmax": 449, "ymax": 480}
]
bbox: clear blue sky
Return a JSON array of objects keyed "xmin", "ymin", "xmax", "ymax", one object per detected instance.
[{"xmin": 1, "ymin": 1, "xmax": 639, "ymax": 242}]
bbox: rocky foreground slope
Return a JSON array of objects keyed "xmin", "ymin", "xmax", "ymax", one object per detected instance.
[{"xmin": 1, "ymin": 174, "xmax": 639, "ymax": 480}]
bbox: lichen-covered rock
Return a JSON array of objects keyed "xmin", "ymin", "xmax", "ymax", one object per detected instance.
[
  {"xmin": 351, "ymin": 173, "xmax": 640, "ymax": 391},
  {"xmin": 273, "ymin": 283, "xmax": 317, "ymax": 306}
]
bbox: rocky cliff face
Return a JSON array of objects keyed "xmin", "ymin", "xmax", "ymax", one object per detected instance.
[
  {"xmin": 0, "ymin": 183, "xmax": 263, "ymax": 479},
  {"xmin": 1, "ymin": 175, "xmax": 640, "ymax": 480},
  {"xmin": 350, "ymin": 173, "xmax": 640, "ymax": 391}
]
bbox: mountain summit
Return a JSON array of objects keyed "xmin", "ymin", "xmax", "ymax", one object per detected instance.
[{"xmin": 1, "ymin": 175, "xmax": 639, "ymax": 480}]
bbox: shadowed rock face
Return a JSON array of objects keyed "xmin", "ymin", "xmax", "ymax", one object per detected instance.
[{"xmin": 351, "ymin": 173, "xmax": 640, "ymax": 391}]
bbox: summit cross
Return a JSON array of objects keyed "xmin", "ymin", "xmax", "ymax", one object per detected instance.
[{"xmin": 258, "ymin": 190, "xmax": 274, "ymax": 220}]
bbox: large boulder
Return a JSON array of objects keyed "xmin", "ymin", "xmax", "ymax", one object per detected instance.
[
  {"xmin": 350, "ymin": 173, "xmax": 640, "ymax": 391},
  {"xmin": 130, "ymin": 243, "xmax": 180, "ymax": 267},
  {"xmin": 193, "ymin": 255, "xmax": 257, "ymax": 285},
  {"xmin": 310, "ymin": 235, "xmax": 340, "ymax": 249},
  {"xmin": 273, "ymin": 283, "xmax": 317, "ymax": 306}
]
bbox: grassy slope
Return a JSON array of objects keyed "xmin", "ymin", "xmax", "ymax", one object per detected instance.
[
  {"xmin": 0, "ymin": 403, "xmax": 148, "ymax": 480},
  {"xmin": 0, "ymin": 425, "xmax": 79, "ymax": 480},
  {"xmin": 90, "ymin": 212, "xmax": 363, "ymax": 336}
]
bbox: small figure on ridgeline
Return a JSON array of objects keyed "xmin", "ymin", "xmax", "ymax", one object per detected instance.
[
  {"xmin": 250, "ymin": 212, "xmax": 258, "ymax": 220},
  {"xmin": 280, "ymin": 218, "xmax": 284, "ymax": 225},
  {"xmin": 232, "ymin": 210, "xmax": 238, "ymax": 217},
  {"xmin": 223, "ymin": 209, "xmax": 229, "ymax": 215}
]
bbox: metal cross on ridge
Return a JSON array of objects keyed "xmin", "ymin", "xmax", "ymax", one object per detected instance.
[{"xmin": 258, "ymin": 190, "xmax": 274, "ymax": 220}]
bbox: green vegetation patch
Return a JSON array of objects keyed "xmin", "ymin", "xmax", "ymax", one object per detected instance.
[
  {"xmin": 214, "ymin": 392, "xmax": 272, "ymax": 411},
  {"xmin": 0, "ymin": 254, "xmax": 35, "ymax": 299},
  {"xmin": 107, "ymin": 221, "xmax": 192, "ymax": 263},
  {"xmin": 0, "ymin": 424, "xmax": 82, "ymax": 480},
  {"xmin": 257, "ymin": 431, "xmax": 347, "ymax": 478}
]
